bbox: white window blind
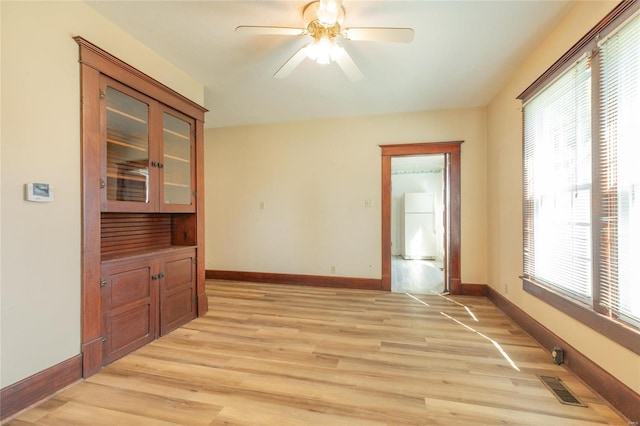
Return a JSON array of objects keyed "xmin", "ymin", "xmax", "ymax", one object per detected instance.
[
  {"xmin": 598, "ymin": 12, "xmax": 640, "ymax": 326},
  {"xmin": 523, "ymin": 56, "xmax": 592, "ymax": 301}
]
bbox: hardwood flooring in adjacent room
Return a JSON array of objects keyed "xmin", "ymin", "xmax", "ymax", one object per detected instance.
[
  {"xmin": 6, "ymin": 281, "xmax": 627, "ymax": 425},
  {"xmin": 391, "ymin": 256, "xmax": 444, "ymax": 294}
]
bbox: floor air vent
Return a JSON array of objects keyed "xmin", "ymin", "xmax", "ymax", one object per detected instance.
[{"xmin": 537, "ymin": 375, "xmax": 587, "ymax": 407}]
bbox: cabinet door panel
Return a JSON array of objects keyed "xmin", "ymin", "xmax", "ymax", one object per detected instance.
[
  {"xmin": 163, "ymin": 255, "xmax": 192, "ymax": 288},
  {"xmin": 102, "ymin": 77, "xmax": 157, "ymax": 212},
  {"xmin": 161, "ymin": 107, "xmax": 196, "ymax": 212},
  {"xmin": 102, "ymin": 261, "xmax": 157, "ymax": 364},
  {"xmin": 162, "ymin": 287, "xmax": 194, "ymax": 333},
  {"xmin": 160, "ymin": 252, "xmax": 196, "ymax": 335},
  {"xmin": 108, "ymin": 267, "xmax": 151, "ymax": 307},
  {"xmin": 108, "ymin": 305, "xmax": 153, "ymax": 355}
]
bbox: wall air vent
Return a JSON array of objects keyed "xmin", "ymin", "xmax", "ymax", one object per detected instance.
[{"xmin": 537, "ymin": 375, "xmax": 587, "ymax": 407}]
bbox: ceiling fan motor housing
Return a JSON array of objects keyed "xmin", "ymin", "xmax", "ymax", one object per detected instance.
[{"xmin": 307, "ymin": 20, "xmax": 341, "ymax": 42}]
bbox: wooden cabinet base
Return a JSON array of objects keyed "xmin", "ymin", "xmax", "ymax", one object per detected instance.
[
  {"xmin": 101, "ymin": 247, "xmax": 196, "ymax": 365},
  {"xmin": 81, "ymin": 338, "xmax": 104, "ymax": 378}
]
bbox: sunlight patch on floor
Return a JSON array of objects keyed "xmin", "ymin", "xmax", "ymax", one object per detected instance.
[{"xmin": 440, "ymin": 312, "xmax": 520, "ymax": 371}]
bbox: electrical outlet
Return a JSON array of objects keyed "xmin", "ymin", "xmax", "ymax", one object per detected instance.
[
  {"xmin": 504, "ymin": 283, "xmax": 509, "ymax": 294},
  {"xmin": 330, "ymin": 265, "xmax": 336, "ymax": 274},
  {"xmin": 552, "ymin": 347, "xmax": 564, "ymax": 365}
]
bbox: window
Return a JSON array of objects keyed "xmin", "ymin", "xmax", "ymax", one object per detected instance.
[
  {"xmin": 523, "ymin": 55, "xmax": 592, "ymax": 303},
  {"xmin": 519, "ymin": 2, "xmax": 640, "ymax": 353},
  {"xmin": 597, "ymin": 12, "xmax": 640, "ymax": 328}
]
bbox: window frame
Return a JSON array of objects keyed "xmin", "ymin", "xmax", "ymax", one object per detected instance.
[{"xmin": 518, "ymin": 0, "xmax": 640, "ymax": 356}]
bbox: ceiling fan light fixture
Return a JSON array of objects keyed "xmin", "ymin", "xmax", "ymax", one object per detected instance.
[
  {"xmin": 305, "ymin": 36, "xmax": 343, "ymax": 65},
  {"xmin": 317, "ymin": 0, "xmax": 342, "ymax": 26}
]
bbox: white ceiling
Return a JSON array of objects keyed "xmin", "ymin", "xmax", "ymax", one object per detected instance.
[{"xmin": 86, "ymin": 1, "xmax": 574, "ymax": 128}]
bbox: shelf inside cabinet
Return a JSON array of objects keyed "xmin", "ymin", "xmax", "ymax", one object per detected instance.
[
  {"xmin": 101, "ymin": 212, "xmax": 197, "ymax": 261},
  {"xmin": 107, "ymin": 138, "xmax": 148, "ymax": 152},
  {"xmin": 106, "ymin": 172, "xmax": 147, "ymax": 182},
  {"xmin": 164, "ymin": 153, "xmax": 189, "ymax": 163},
  {"xmin": 164, "ymin": 181, "xmax": 190, "ymax": 188},
  {"xmin": 107, "ymin": 106, "xmax": 147, "ymax": 124},
  {"xmin": 164, "ymin": 127, "xmax": 189, "ymax": 140},
  {"xmin": 101, "ymin": 244, "xmax": 196, "ymax": 263}
]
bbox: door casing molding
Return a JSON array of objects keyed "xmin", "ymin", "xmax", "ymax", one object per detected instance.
[{"xmin": 380, "ymin": 142, "xmax": 462, "ymax": 293}]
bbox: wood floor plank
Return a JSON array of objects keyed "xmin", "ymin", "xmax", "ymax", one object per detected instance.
[
  {"xmin": 23, "ymin": 401, "xmax": 180, "ymax": 426},
  {"xmin": 210, "ymin": 401, "xmax": 386, "ymax": 426},
  {"xmin": 5, "ymin": 280, "xmax": 628, "ymax": 425},
  {"xmin": 422, "ymin": 397, "xmax": 608, "ymax": 426},
  {"xmin": 54, "ymin": 382, "xmax": 221, "ymax": 425}
]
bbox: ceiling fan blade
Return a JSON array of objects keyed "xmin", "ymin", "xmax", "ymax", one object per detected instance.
[
  {"xmin": 274, "ymin": 46, "xmax": 308, "ymax": 79},
  {"xmin": 342, "ymin": 27, "xmax": 414, "ymax": 43},
  {"xmin": 335, "ymin": 49, "xmax": 363, "ymax": 82},
  {"xmin": 235, "ymin": 26, "xmax": 306, "ymax": 36}
]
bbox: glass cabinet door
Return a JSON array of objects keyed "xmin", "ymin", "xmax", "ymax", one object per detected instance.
[
  {"xmin": 161, "ymin": 110, "xmax": 194, "ymax": 210},
  {"xmin": 104, "ymin": 81, "xmax": 152, "ymax": 209}
]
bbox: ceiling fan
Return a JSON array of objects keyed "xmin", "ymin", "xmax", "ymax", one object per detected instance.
[{"xmin": 236, "ymin": 0, "xmax": 414, "ymax": 82}]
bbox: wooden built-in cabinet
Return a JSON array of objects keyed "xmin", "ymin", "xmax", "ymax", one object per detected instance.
[
  {"xmin": 101, "ymin": 247, "xmax": 196, "ymax": 364},
  {"xmin": 76, "ymin": 37, "xmax": 208, "ymax": 377}
]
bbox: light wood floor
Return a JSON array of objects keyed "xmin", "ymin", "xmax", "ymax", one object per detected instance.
[
  {"xmin": 392, "ymin": 256, "xmax": 444, "ymax": 294},
  {"xmin": 7, "ymin": 281, "xmax": 627, "ymax": 425}
]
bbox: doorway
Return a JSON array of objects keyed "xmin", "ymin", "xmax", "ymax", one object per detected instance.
[
  {"xmin": 380, "ymin": 142, "xmax": 462, "ymax": 294},
  {"xmin": 391, "ymin": 155, "xmax": 446, "ymax": 294}
]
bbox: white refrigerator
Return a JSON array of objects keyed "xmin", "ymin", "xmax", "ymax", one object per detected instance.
[{"xmin": 402, "ymin": 192, "xmax": 436, "ymax": 260}]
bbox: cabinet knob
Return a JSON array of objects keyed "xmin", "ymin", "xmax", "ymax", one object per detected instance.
[
  {"xmin": 151, "ymin": 161, "xmax": 158, "ymax": 168},
  {"xmin": 158, "ymin": 272, "xmax": 165, "ymax": 279},
  {"xmin": 158, "ymin": 163, "xmax": 164, "ymax": 169},
  {"xmin": 151, "ymin": 274, "xmax": 157, "ymax": 281}
]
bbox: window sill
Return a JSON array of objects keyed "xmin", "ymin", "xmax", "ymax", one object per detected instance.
[{"xmin": 522, "ymin": 278, "xmax": 640, "ymax": 355}]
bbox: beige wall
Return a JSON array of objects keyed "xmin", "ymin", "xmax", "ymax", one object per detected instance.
[
  {"xmin": 0, "ymin": 1, "xmax": 204, "ymax": 387},
  {"xmin": 205, "ymin": 107, "xmax": 488, "ymax": 284},
  {"xmin": 487, "ymin": 0, "xmax": 640, "ymax": 393}
]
